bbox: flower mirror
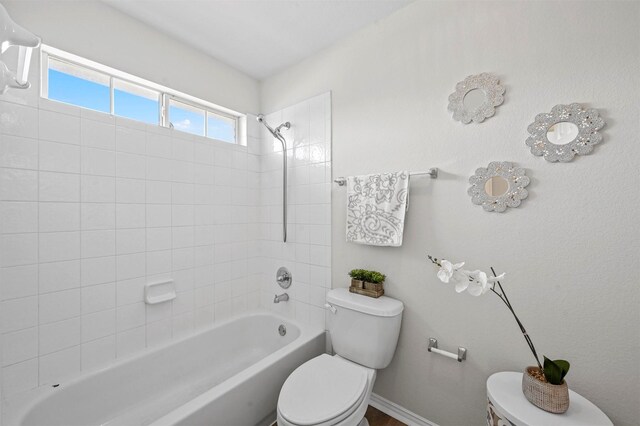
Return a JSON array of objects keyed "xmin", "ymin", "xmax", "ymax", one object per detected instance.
[
  {"xmin": 525, "ymin": 103, "xmax": 605, "ymax": 162},
  {"xmin": 468, "ymin": 161, "xmax": 530, "ymax": 213},
  {"xmin": 448, "ymin": 73, "xmax": 505, "ymax": 124}
]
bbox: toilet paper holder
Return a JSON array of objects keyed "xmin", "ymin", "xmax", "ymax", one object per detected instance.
[{"xmin": 428, "ymin": 337, "xmax": 467, "ymax": 362}]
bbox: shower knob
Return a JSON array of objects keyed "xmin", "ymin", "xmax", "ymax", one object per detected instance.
[{"xmin": 276, "ymin": 267, "xmax": 292, "ymax": 289}]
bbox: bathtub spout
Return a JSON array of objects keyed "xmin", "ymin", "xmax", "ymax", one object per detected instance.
[{"xmin": 274, "ymin": 293, "xmax": 289, "ymax": 303}]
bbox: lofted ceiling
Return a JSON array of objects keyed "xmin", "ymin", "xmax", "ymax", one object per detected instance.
[{"xmin": 103, "ymin": 0, "xmax": 412, "ymax": 80}]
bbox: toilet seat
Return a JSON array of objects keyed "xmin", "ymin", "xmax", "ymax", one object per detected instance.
[{"xmin": 277, "ymin": 354, "xmax": 372, "ymax": 426}]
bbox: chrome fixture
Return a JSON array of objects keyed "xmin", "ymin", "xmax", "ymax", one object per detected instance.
[
  {"xmin": 273, "ymin": 293, "xmax": 289, "ymax": 303},
  {"xmin": 428, "ymin": 337, "xmax": 467, "ymax": 362},
  {"xmin": 257, "ymin": 114, "xmax": 291, "ymax": 242},
  {"xmin": 276, "ymin": 267, "xmax": 292, "ymax": 289},
  {"xmin": 0, "ymin": 4, "xmax": 41, "ymax": 94},
  {"xmin": 278, "ymin": 324, "xmax": 287, "ymax": 336},
  {"xmin": 334, "ymin": 168, "xmax": 438, "ymax": 186}
]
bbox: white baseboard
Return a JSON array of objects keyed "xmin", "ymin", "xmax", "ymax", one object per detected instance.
[{"xmin": 369, "ymin": 393, "xmax": 438, "ymax": 426}]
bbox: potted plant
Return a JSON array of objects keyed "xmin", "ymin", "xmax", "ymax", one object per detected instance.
[
  {"xmin": 348, "ymin": 269, "xmax": 386, "ymax": 298},
  {"xmin": 427, "ymin": 255, "xmax": 570, "ymax": 414}
]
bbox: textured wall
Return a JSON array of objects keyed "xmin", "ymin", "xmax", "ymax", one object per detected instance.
[{"xmin": 261, "ymin": 1, "xmax": 640, "ymax": 425}]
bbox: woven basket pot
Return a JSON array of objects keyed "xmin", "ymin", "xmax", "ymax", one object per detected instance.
[{"xmin": 522, "ymin": 366, "xmax": 570, "ymax": 414}]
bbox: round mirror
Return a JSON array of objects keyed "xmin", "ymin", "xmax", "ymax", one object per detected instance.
[
  {"xmin": 546, "ymin": 121, "xmax": 579, "ymax": 145},
  {"xmin": 484, "ymin": 176, "xmax": 509, "ymax": 197},
  {"xmin": 462, "ymin": 89, "xmax": 487, "ymax": 112}
]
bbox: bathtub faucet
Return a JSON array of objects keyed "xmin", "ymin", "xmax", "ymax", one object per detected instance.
[{"xmin": 274, "ymin": 293, "xmax": 289, "ymax": 303}]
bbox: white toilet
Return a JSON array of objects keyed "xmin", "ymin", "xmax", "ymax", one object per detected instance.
[{"xmin": 277, "ymin": 288, "xmax": 404, "ymax": 426}]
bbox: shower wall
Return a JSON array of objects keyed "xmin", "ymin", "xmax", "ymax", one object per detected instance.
[
  {"xmin": 256, "ymin": 93, "xmax": 332, "ymax": 329},
  {"xmin": 0, "ymin": 53, "xmax": 262, "ymax": 400}
]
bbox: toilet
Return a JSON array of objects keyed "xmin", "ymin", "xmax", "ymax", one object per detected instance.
[{"xmin": 277, "ymin": 288, "xmax": 404, "ymax": 426}]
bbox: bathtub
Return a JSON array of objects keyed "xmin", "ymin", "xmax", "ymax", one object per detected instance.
[{"xmin": 12, "ymin": 312, "xmax": 325, "ymax": 426}]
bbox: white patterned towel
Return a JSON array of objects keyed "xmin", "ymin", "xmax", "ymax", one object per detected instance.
[{"xmin": 346, "ymin": 171, "xmax": 409, "ymax": 247}]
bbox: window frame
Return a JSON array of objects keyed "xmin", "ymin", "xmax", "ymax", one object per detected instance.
[{"xmin": 40, "ymin": 45, "xmax": 244, "ymax": 145}]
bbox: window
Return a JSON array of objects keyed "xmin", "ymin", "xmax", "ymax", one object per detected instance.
[{"xmin": 41, "ymin": 45, "xmax": 243, "ymax": 144}]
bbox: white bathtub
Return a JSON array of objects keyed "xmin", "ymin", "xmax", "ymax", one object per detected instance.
[{"xmin": 13, "ymin": 312, "xmax": 325, "ymax": 426}]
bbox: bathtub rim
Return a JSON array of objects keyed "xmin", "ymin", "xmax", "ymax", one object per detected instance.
[{"xmin": 5, "ymin": 310, "xmax": 324, "ymax": 426}]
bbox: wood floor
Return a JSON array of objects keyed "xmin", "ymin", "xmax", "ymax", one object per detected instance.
[{"xmin": 365, "ymin": 405, "xmax": 407, "ymax": 426}]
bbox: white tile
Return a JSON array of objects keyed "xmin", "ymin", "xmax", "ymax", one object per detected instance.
[
  {"xmin": 116, "ymin": 228, "xmax": 146, "ymax": 254},
  {"xmin": 116, "ymin": 302, "xmax": 146, "ymax": 331},
  {"xmin": 39, "ymin": 260, "xmax": 80, "ymax": 294},
  {"xmin": 2, "ymin": 358, "xmax": 38, "ymax": 397},
  {"xmin": 0, "ymin": 264, "xmax": 38, "ymax": 300},
  {"xmin": 116, "ymin": 326, "xmax": 145, "ymax": 358},
  {"xmin": 81, "ymin": 229, "xmax": 116, "ymax": 258},
  {"xmin": 172, "ymin": 226, "xmax": 194, "ymax": 249},
  {"xmin": 146, "ymin": 181, "xmax": 171, "ymax": 204},
  {"xmin": 81, "ymin": 175, "xmax": 115, "ymax": 203},
  {"xmin": 116, "ymin": 253, "xmax": 145, "ymax": 280},
  {"xmin": 146, "ymin": 318, "xmax": 171, "ymax": 347},
  {"xmin": 39, "ymin": 288, "xmax": 81, "ymax": 324},
  {"xmin": 172, "ymin": 205, "xmax": 194, "ymax": 226},
  {"xmin": 115, "ymin": 178, "xmax": 145, "ymax": 203},
  {"xmin": 171, "ymin": 182, "xmax": 194, "ymax": 204},
  {"xmin": 39, "ymin": 171, "xmax": 80, "ymax": 202},
  {"xmin": 39, "ymin": 98, "xmax": 81, "ymax": 117},
  {"xmin": 81, "ymin": 282, "xmax": 115, "ymax": 314},
  {"xmin": 0, "ymin": 135, "xmax": 38, "ymax": 169},
  {"xmin": 39, "ymin": 202, "xmax": 80, "ymax": 232},
  {"xmin": 81, "ymin": 309, "xmax": 115, "ymax": 342},
  {"xmin": 116, "ymin": 152, "xmax": 146, "ymax": 179},
  {"xmin": 39, "ymin": 317, "xmax": 81, "ymax": 355},
  {"xmin": 0, "ymin": 102, "xmax": 38, "ymax": 139},
  {"xmin": 146, "ymin": 250, "xmax": 171, "ymax": 276},
  {"xmin": 146, "ymin": 131, "xmax": 172, "ymax": 158},
  {"xmin": 2, "ymin": 327, "xmax": 37, "ymax": 366},
  {"xmin": 81, "ymin": 147, "xmax": 115, "ymax": 176},
  {"xmin": 81, "ymin": 203, "xmax": 115, "ymax": 230},
  {"xmin": 81, "ymin": 118, "xmax": 115, "ymax": 150},
  {"xmin": 146, "ymin": 204, "xmax": 171, "ymax": 227},
  {"xmin": 115, "ymin": 126, "xmax": 146, "ymax": 154},
  {"xmin": 0, "ymin": 201, "xmax": 38, "ymax": 233},
  {"xmin": 0, "ymin": 233, "xmax": 37, "ymax": 267},
  {"xmin": 39, "ymin": 140, "xmax": 80, "ymax": 173},
  {"xmin": 146, "ymin": 227, "xmax": 171, "ymax": 251},
  {"xmin": 39, "ymin": 346, "xmax": 81, "ymax": 385},
  {"xmin": 146, "ymin": 157, "xmax": 172, "ymax": 181},
  {"xmin": 1, "ymin": 296, "xmax": 37, "ymax": 332},
  {"xmin": 194, "ymin": 142, "xmax": 214, "ymax": 165},
  {"xmin": 81, "ymin": 335, "xmax": 115, "ymax": 371},
  {"xmin": 116, "ymin": 277, "xmax": 145, "ymax": 306},
  {"xmin": 81, "ymin": 256, "xmax": 116, "ymax": 286},
  {"xmin": 39, "ymin": 231, "xmax": 80, "ymax": 263},
  {"xmin": 0, "ymin": 168, "xmax": 38, "ymax": 201},
  {"xmin": 115, "ymin": 204, "xmax": 145, "ymax": 229},
  {"xmin": 40, "ymin": 109, "xmax": 80, "ymax": 144}
]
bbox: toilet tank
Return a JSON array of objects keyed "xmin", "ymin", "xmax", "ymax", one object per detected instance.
[{"xmin": 326, "ymin": 288, "xmax": 404, "ymax": 369}]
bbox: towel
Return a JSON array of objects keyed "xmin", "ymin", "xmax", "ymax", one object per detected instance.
[{"xmin": 346, "ymin": 171, "xmax": 409, "ymax": 247}]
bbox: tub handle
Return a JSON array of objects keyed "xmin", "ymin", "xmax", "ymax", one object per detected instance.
[{"xmin": 324, "ymin": 303, "xmax": 337, "ymax": 314}]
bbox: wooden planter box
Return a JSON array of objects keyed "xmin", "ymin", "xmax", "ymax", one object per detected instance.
[{"xmin": 349, "ymin": 278, "xmax": 384, "ymax": 298}]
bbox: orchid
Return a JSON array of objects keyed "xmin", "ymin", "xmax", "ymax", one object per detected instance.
[{"xmin": 427, "ymin": 255, "xmax": 544, "ymax": 371}]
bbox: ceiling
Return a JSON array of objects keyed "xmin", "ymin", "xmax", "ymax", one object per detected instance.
[{"xmin": 103, "ymin": 0, "xmax": 412, "ymax": 80}]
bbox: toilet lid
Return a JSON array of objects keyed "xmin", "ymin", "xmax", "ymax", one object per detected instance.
[{"xmin": 278, "ymin": 354, "xmax": 369, "ymax": 426}]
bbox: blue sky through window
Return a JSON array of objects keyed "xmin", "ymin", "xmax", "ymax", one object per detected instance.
[
  {"xmin": 114, "ymin": 80, "xmax": 159, "ymax": 125},
  {"xmin": 207, "ymin": 114, "xmax": 235, "ymax": 143},
  {"xmin": 170, "ymin": 101, "xmax": 204, "ymax": 136},
  {"xmin": 48, "ymin": 69, "xmax": 110, "ymax": 113}
]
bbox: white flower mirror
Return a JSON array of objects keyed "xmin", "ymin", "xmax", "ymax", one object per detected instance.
[
  {"xmin": 525, "ymin": 103, "xmax": 605, "ymax": 162},
  {"xmin": 468, "ymin": 161, "xmax": 530, "ymax": 213},
  {"xmin": 448, "ymin": 73, "xmax": 505, "ymax": 124}
]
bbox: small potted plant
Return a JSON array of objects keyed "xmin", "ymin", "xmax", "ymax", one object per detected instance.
[
  {"xmin": 348, "ymin": 269, "xmax": 386, "ymax": 298},
  {"xmin": 427, "ymin": 255, "xmax": 570, "ymax": 414}
]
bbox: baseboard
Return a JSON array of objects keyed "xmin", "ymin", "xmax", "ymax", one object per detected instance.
[{"xmin": 369, "ymin": 393, "xmax": 438, "ymax": 426}]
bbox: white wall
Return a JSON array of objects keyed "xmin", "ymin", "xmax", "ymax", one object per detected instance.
[
  {"xmin": 261, "ymin": 1, "xmax": 640, "ymax": 425},
  {"xmin": 1, "ymin": 0, "xmax": 259, "ymax": 114},
  {"xmin": 256, "ymin": 93, "xmax": 332, "ymax": 329},
  {"xmin": 0, "ymin": 51, "xmax": 262, "ymax": 412}
]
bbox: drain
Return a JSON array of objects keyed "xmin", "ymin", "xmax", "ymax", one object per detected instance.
[{"xmin": 278, "ymin": 324, "xmax": 286, "ymax": 336}]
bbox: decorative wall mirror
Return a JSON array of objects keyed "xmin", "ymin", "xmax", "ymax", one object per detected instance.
[
  {"xmin": 448, "ymin": 73, "xmax": 505, "ymax": 124},
  {"xmin": 468, "ymin": 161, "xmax": 530, "ymax": 213},
  {"xmin": 525, "ymin": 103, "xmax": 605, "ymax": 162}
]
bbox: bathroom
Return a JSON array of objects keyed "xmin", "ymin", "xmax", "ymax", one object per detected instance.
[{"xmin": 0, "ymin": 1, "xmax": 638, "ymax": 425}]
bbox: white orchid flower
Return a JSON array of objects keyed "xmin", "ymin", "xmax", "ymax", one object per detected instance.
[
  {"xmin": 436, "ymin": 260, "xmax": 465, "ymax": 284},
  {"xmin": 466, "ymin": 270, "xmax": 490, "ymax": 296},
  {"xmin": 488, "ymin": 272, "xmax": 506, "ymax": 283}
]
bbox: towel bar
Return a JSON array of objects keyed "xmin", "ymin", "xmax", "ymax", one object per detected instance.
[{"xmin": 334, "ymin": 168, "xmax": 438, "ymax": 186}]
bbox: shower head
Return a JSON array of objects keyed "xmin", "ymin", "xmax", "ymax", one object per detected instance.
[{"xmin": 256, "ymin": 114, "xmax": 265, "ymax": 123}]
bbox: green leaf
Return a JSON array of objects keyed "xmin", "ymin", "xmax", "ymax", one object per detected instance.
[{"xmin": 543, "ymin": 356, "xmax": 570, "ymax": 385}]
